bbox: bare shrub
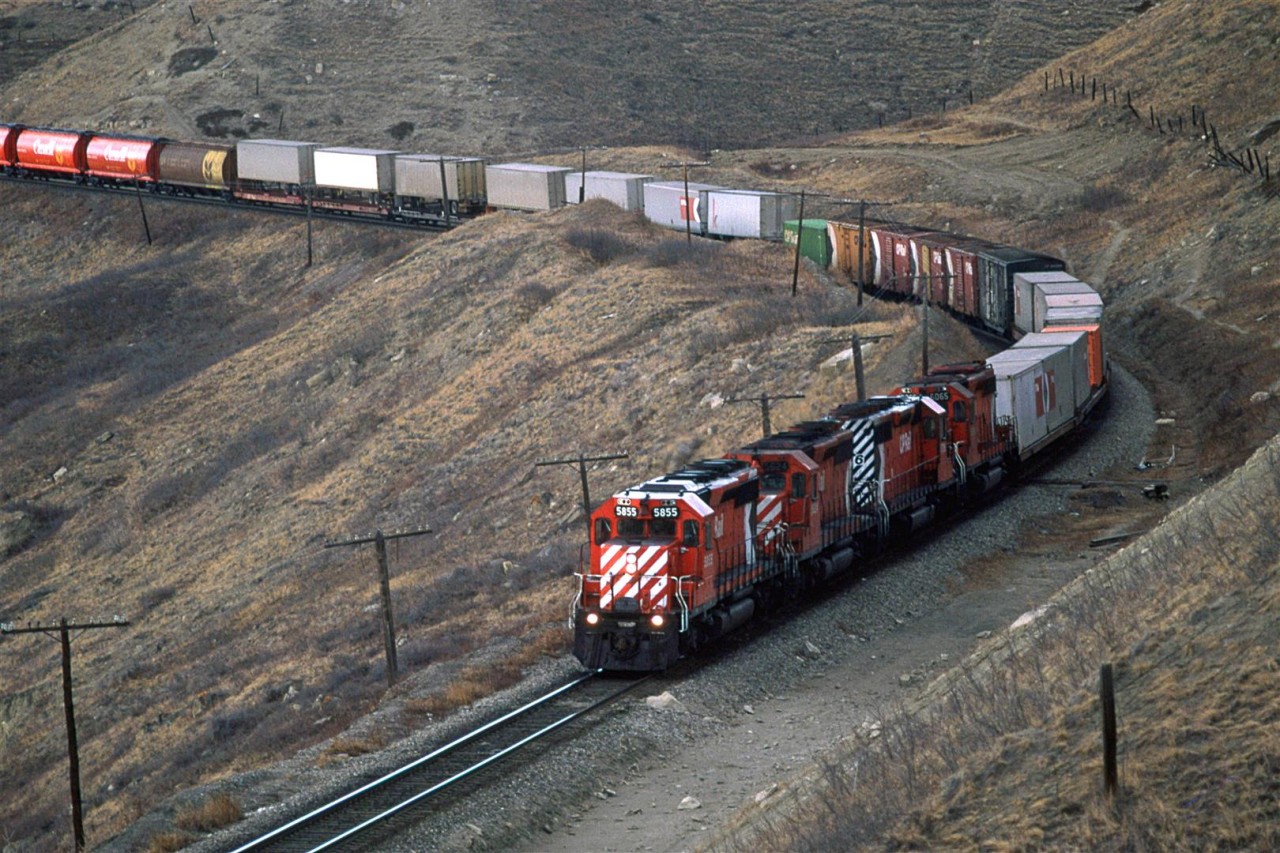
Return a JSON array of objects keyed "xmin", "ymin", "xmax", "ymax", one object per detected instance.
[
  {"xmin": 515, "ymin": 281, "xmax": 557, "ymax": 311},
  {"xmin": 138, "ymin": 585, "xmax": 177, "ymax": 612},
  {"xmin": 564, "ymin": 227, "xmax": 633, "ymax": 264},
  {"xmin": 643, "ymin": 238, "xmax": 722, "ymax": 268},
  {"xmin": 173, "ymin": 793, "xmax": 242, "ymax": 832},
  {"xmin": 1079, "ymin": 183, "xmax": 1129, "ymax": 212},
  {"xmin": 325, "ymin": 733, "xmax": 387, "ymax": 757},
  {"xmin": 146, "ymin": 831, "xmax": 195, "ymax": 853}
]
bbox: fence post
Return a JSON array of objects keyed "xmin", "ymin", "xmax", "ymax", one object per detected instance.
[
  {"xmin": 1044, "ymin": 71, "xmax": 1049, "ymax": 91},
  {"xmin": 1100, "ymin": 663, "xmax": 1118, "ymax": 801}
]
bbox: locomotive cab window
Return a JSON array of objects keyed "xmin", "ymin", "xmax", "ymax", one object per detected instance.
[
  {"xmin": 761, "ymin": 472, "xmax": 786, "ymax": 492},
  {"xmin": 652, "ymin": 518, "xmax": 677, "ymax": 539},
  {"xmin": 953, "ymin": 401, "xmax": 968, "ymax": 422},
  {"xmin": 791, "ymin": 473, "xmax": 807, "ymax": 500},
  {"xmin": 923, "ymin": 417, "xmax": 938, "ymax": 439},
  {"xmin": 594, "ymin": 518, "xmax": 612, "ymax": 545},
  {"xmin": 618, "ymin": 517, "xmax": 645, "ymax": 538},
  {"xmin": 682, "ymin": 520, "xmax": 699, "ymax": 547}
]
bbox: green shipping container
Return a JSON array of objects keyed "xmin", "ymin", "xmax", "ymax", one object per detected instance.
[{"xmin": 783, "ymin": 219, "xmax": 832, "ymax": 268}]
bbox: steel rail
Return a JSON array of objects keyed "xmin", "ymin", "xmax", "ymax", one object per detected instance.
[
  {"xmin": 307, "ymin": 673, "xmax": 651, "ymax": 852},
  {"xmin": 0, "ymin": 173, "xmax": 458, "ymax": 232},
  {"xmin": 230, "ymin": 670, "xmax": 652, "ymax": 853}
]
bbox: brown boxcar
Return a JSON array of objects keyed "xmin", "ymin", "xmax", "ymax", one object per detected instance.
[
  {"xmin": 157, "ymin": 141, "xmax": 237, "ymax": 189},
  {"xmin": 85, "ymin": 135, "xmax": 161, "ymax": 182},
  {"xmin": 912, "ymin": 232, "xmax": 955, "ymax": 307},
  {"xmin": 827, "ymin": 219, "xmax": 875, "ymax": 286},
  {"xmin": 868, "ymin": 224, "xmax": 936, "ymax": 296},
  {"xmin": 15, "ymin": 128, "xmax": 89, "ymax": 175},
  {"xmin": 942, "ymin": 239, "xmax": 991, "ymax": 321}
]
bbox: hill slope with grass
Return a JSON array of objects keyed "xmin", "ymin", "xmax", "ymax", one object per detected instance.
[
  {"xmin": 2, "ymin": 0, "xmax": 1280, "ymax": 850},
  {"xmin": 1, "ymin": 0, "xmax": 1132, "ymax": 151}
]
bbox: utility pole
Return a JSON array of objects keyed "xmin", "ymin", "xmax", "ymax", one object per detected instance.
[
  {"xmin": 304, "ymin": 182, "xmax": 314, "ymax": 268},
  {"xmin": 3, "ymin": 617, "xmax": 131, "ymax": 851},
  {"xmin": 817, "ymin": 331, "xmax": 894, "ymax": 401},
  {"xmin": 791, "ymin": 189, "xmax": 806, "ymax": 297},
  {"xmin": 856, "ymin": 199, "xmax": 867, "ymax": 306},
  {"xmin": 659, "ymin": 161, "xmax": 709, "ymax": 244},
  {"xmin": 726, "ymin": 392, "xmax": 805, "ymax": 436},
  {"xmin": 323, "ymin": 527, "xmax": 432, "ymax": 687},
  {"xmin": 921, "ymin": 300, "xmax": 930, "ymax": 375},
  {"xmin": 438, "ymin": 157, "xmax": 452, "ymax": 227},
  {"xmin": 135, "ymin": 181, "xmax": 152, "ymax": 246},
  {"xmin": 535, "ymin": 452, "xmax": 629, "ymax": 540}
]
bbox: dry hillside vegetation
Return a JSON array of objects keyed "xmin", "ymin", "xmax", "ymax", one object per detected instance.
[
  {"xmin": 2, "ymin": 0, "xmax": 1280, "ymax": 850},
  {"xmin": 1, "ymin": 0, "xmax": 1130, "ymax": 152},
  {"xmin": 0, "ymin": 192, "xmax": 947, "ymax": 848},
  {"xmin": 713, "ymin": 436, "xmax": 1280, "ymax": 851}
]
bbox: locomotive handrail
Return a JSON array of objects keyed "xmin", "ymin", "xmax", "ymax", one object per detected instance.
[{"xmin": 674, "ymin": 575, "xmax": 693, "ymax": 632}]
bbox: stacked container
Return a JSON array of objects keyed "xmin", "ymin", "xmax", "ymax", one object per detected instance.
[
  {"xmin": 561, "ymin": 170, "xmax": 651, "ymax": 211},
  {"xmin": 706, "ymin": 189, "xmax": 797, "ymax": 240},
  {"xmin": 314, "ymin": 147, "xmax": 399, "ymax": 194},
  {"xmin": 986, "ymin": 349, "xmax": 1050, "ymax": 458},
  {"xmin": 395, "ymin": 155, "xmax": 487, "ymax": 208},
  {"xmin": 644, "ymin": 180, "xmax": 723, "ymax": 234},
  {"xmin": 783, "ymin": 219, "xmax": 831, "ymax": 267},
  {"xmin": 485, "ymin": 163, "xmax": 571, "ymax": 211},
  {"xmin": 1014, "ymin": 330, "xmax": 1092, "ymax": 412},
  {"xmin": 237, "ymin": 139, "xmax": 321, "ymax": 186}
]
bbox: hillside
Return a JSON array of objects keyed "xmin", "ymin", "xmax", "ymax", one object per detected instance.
[
  {"xmin": 1, "ymin": 0, "xmax": 1131, "ymax": 152},
  {"xmin": 2, "ymin": 0, "xmax": 1280, "ymax": 850}
]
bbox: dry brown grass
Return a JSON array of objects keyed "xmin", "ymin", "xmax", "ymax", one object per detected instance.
[
  {"xmin": 710, "ymin": 438, "xmax": 1280, "ymax": 851},
  {"xmin": 2, "ymin": 1, "xmax": 1279, "ymax": 849},
  {"xmin": 172, "ymin": 793, "xmax": 242, "ymax": 833},
  {"xmin": 145, "ymin": 830, "xmax": 195, "ymax": 853}
]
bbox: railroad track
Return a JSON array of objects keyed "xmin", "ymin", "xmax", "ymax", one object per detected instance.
[
  {"xmin": 0, "ymin": 173, "xmax": 458, "ymax": 232},
  {"xmin": 230, "ymin": 670, "xmax": 651, "ymax": 852}
]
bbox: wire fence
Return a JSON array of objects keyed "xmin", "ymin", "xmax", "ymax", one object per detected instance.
[{"xmin": 1044, "ymin": 67, "xmax": 1274, "ymax": 193}]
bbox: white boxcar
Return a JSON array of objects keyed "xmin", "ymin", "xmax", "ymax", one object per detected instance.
[
  {"xmin": 706, "ymin": 189, "xmax": 798, "ymax": 241},
  {"xmin": 987, "ymin": 350, "xmax": 1049, "ymax": 458},
  {"xmin": 485, "ymin": 163, "xmax": 571, "ymax": 211},
  {"xmin": 314, "ymin": 147, "xmax": 399, "ymax": 193},
  {"xmin": 237, "ymin": 139, "xmax": 322, "ymax": 185},
  {"xmin": 642, "ymin": 181, "xmax": 724, "ymax": 235},
  {"xmin": 395, "ymin": 155, "xmax": 487, "ymax": 205},
  {"xmin": 562, "ymin": 171, "xmax": 651, "ymax": 210},
  {"xmin": 1013, "ymin": 271, "xmax": 1080, "ymax": 336},
  {"xmin": 1014, "ymin": 330, "xmax": 1092, "ymax": 412}
]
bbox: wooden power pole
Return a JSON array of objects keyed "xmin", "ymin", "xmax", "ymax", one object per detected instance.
[
  {"xmin": 726, "ymin": 392, "xmax": 806, "ymax": 436},
  {"xmin": 324, "ymin": 527, "xmax": 432, "ymax": 686},
  {"xmin": 535, "ymin": 452, "xmax": 629, "ymax": 540},
  {"xmin": 2, "ymin": 617, "xmax": 131, "ymax": 851}
]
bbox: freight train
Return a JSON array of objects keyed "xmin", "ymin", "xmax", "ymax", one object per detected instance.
[
  {"xmin": 0, "ymin": 123, "xmax": 799, "ymax": 238},
  {"xmin": 1, "ymin": 122, "xmax": 1107, "ymax": 672},
  {"xmin": 571, "ymin": 237, "xmax": 1108, "ymax": 671}
]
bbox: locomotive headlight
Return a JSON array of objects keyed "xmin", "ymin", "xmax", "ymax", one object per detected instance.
[
  {"xmin": 649, "ymin": 614, "xmax": 665, "ymax": 629},
  {"xmin": 584, "ymin": 612, "xmax": 601, "ymax": 627}
]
